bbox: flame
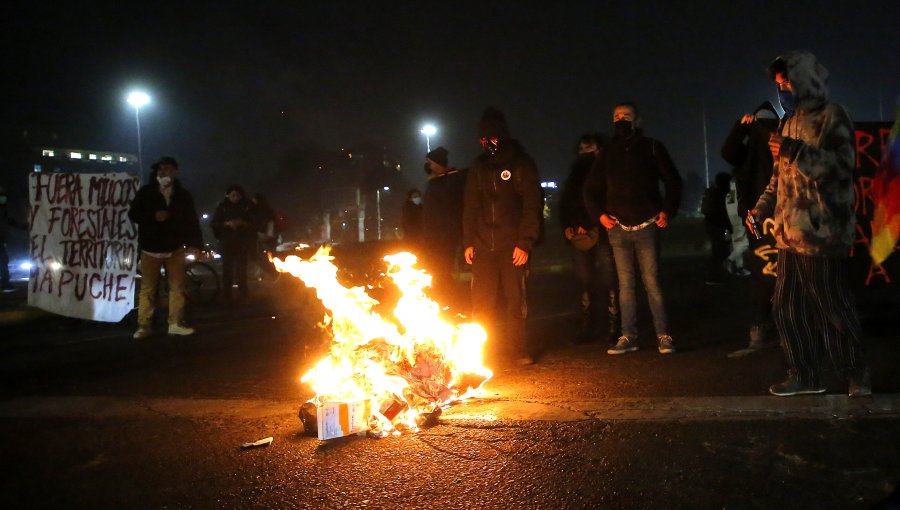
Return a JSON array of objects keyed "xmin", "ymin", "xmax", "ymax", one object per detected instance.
[{"xmin": 273, "ymin": 246, "xmax": 492, "ymax": 435}]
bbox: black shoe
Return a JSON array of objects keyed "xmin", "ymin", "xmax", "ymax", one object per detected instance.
[{"xmin": 769, "ymin": 375, "xmax": 826, "ymax": 397}]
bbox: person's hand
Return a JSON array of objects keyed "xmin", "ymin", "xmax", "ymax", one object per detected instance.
[
  {"xmin": 745, "ymin": 209, "xmax": 760, "ymax": 231},
  {"xmin": 600, "ymin": 214, "xmax": 617, "ymax": 229},
  {"xmin": 655, "ymin": 211, "xmax": 668, "ymax": 228},
  {"xmin": 575, "ymin": 226, "xmax": 588, "ymax": 235},
  {"xmin": 512, "ymin": 247, "xmax": 529, "ymax": 266},
  {"xmin": 464, "ymin": 246, "xmax": 475, "ymax": 265},
  {"xmin": 740, "ymin": 113, "xmax": 756, "ymax": 125},
  {"xmin": 564, "ymin": 227, "xmax": 575, "ymax": 240},
  {"xmin": 154, "ymin": 210, "xmax": 169, "ymax": 222},
  {"xmin": 768, "ymin": 133, "xmax": 783, "ymax": 160}
]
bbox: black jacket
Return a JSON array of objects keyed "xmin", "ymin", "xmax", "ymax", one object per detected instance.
[
  {"xmin": 211, "ymin": 199, "xmax": 255, "ymax": 249},
  {"xmin": 423, "ymin": 168, "xmax": 467, "ymax": 248},
  {"xmin": 559, "ymin": 153, "xmax": 599, "ymax": 231},
  {"xmin": 583, "ymin": 131, "xmax": 682, "ymax": 226},
  {"xmin": 463, "ymin": 140, "xmax": 543, "ymax": 252},
  {"xmin": 128, "ymin": 181, "xmax": 202, "ymax": 252},
  {"xmin": 720, "ymin": 118, "xmax": 778, "ymax": 218}
]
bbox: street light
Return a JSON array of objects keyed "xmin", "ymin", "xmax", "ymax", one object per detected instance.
[
  {"xmin": 126, "ymin": 91, "xmax": 150, "ymax": 181},
  {"xmin": 420, "ymin": 123, "xmax": 437, "ymax": 153}
]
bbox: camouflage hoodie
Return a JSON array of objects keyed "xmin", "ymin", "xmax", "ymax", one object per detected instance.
[{"xmin": 755, "ymin": 50, "xmax": 856, "ymax": 257}]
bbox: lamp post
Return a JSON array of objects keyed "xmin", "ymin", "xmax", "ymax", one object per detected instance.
[
  {"xmin": 126, "ymin": 91, "xmax": 150, "ymax": 181},
  {"xmin": 420, "ymin": 123, "xmax": 436, "ymax": 153}
]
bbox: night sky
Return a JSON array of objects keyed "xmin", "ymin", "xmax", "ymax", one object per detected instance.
[{"xmin": 5, "ymin": 1, "xmax": 899, "ymax": 211}]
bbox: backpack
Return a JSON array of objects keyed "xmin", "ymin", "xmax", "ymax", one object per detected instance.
[{"xmin": 272, "ymin": 209, "xmax": 290, "ymax": 233}]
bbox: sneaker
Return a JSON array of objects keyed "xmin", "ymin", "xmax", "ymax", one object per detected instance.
[
  {"xmin": 848, "ymin": 368, "xmax": 872, "ymax": 397},
  {"xmin": 133, "ymin": 327, "xmax": 152, "ymax": 339},
  {"xmin": 1, "ymin": 286, "xmax": 15, "ymax": 293},
  {"xmin": 657, "ymin": 334, "xmax": 675, "ymax": 354},
  {"xmin": 769, "ymin": 376, "xmax": 826, "ymax": 397},
  {"xmin": 167, "ymin": 323, "xmax": 196, "ymax": 336},
  {"xmin": 608, "ymin": 336, "xmax": 639, "ymax": 355}
]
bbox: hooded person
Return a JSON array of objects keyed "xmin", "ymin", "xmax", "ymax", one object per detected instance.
[
  {"xmin": 749, "ymin": 50, "xmax": 870, "ymax": 397},
  {"xmin": 462, "ymin": 107, "xmax": 543, "ymax": 366},
  {"xmin": 128, "ymin": 156, "xmax": 203, "ymax": 338},
  {"xmin": 721, "ymin": 100, "xmax": 781, "ymax": 352}
]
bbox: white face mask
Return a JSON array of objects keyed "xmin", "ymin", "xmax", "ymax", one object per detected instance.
[
  {"xmin": 411, "ymin": 197, "xmax": 422, "ymax": 205},
  {"xmin": 157, "ymin": 176, "xmax": 173, "ymax": 187}
]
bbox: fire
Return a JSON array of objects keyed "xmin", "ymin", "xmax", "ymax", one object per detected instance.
[{"xmin": 273, "ymin": 247, "xmax": 492, "ymax": 437}]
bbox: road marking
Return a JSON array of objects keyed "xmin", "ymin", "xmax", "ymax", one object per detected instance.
[{"xmin": 1, "ymin": 394, "xmax": 898, "ymax": 422}]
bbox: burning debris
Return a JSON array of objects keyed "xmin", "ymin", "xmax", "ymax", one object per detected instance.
[{"xmin": 274, "ymin": 247, "xmax": 492, "ymax": 440}]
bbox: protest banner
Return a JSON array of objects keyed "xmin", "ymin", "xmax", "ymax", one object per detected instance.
[{"xmin": 27, "ymin": 172, "xmax": 140, "ymax": 322}]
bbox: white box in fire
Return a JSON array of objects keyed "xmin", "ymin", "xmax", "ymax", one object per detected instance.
[{"xmin": 316, "ymin": 400, "xmax": 372, "ymax": 440}]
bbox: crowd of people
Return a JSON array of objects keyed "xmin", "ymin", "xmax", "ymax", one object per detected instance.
[{"xmin": 0, "ymin": 50, "xmax": 878, "ymax": 398}]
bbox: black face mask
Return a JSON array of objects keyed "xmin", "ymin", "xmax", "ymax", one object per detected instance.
[
  {"xmin": 613, "ymin": 120, "xmax": 634, "ymax": 138},
  {"xmin": 480, "ymin": 137, "xmax": 500, "ymax": 155}
]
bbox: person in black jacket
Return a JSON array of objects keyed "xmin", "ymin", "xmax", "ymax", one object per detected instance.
[
  {"xmin": 128, "ymin": 156, "xmax": 203, "ymax": 338},
  {"xmin": 401, "ymin": 188, "xmax": 424, "ymax": 245},
  {"xmin": 721, "ymin": 101, "xmax": 779, "ymax": 353},
  {"xmin": 702, "ymin": 172, "xmax": 734, "ymax": 285},
  {"xmin": 463, "ymin": 108, "xmax": 543, "ymax": 366},
  {"xmin": 584, "ymin": 102, "xmax": 683, "ymax": 356},
  {"xmin": 211, "ymin": 185, "xmax": 255, "ymax": 303},
  {"xmin": 422, "ymin": 146, "xmax": 467, "ymax": 307},
  {"xmin": 558, "ymin": 134, "xmax": 618, "ymax": 343}
]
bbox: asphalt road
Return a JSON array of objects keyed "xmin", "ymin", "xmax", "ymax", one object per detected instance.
[{"xmin": 1, "ymin": 232, "xmax": 899, "ymax": 509}]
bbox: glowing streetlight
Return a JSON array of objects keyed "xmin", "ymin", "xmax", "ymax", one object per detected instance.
[
  {"xmin": 126, "ymin": 91, "xmax": 151, "ymax": 181},
  {"xmin": 420, "ymin": 123, "xmax": 437, "ymax": 153}
]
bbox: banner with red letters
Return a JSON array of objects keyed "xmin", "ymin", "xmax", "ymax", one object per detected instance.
[{"xmin": 27, "ymin": 172, "xmax": 140, "ymax": 322}]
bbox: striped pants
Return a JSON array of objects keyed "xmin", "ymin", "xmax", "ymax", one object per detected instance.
[{"xmin": 772, "ymin": 250, "xmax": 866, "ymax": 386}]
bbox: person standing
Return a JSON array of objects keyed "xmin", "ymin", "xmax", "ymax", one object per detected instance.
[
  {"xmin": 701, "ymin": 172, "xmax": 734, "ymax": 285},
  {"xmin": 558, "ymin": 133, "xmax": 618, "ymax": 343},
  {"xmin": 463, "ymin": 107, "xmax": 543, "ymax": 366},
  {"xmin": 422, "ymin": 146, "xmax": 467, "ymax": 306},
  {"xmin": 721, "ymin": 101, "xmax": 780, "ymax": 352},
  {"xmin": 211, "ymin": 185, "xmax": 255, "ymax": 304},
  {"xmin": 750, "ymin": 51, "xmax": 870, "ymax": 397},
  {"xmin": 0, "ymin": 185, "xmax": 28, "ymax": 292},
  {"xmin": 249, "ymin": 193, "xmax": 278, "ymax": 279},
  {"xmin": 584, "ymin": 102, "xmax": 683, "ymax": 355},
  {"xmin": 401, "ymin": 189, "xmax": 424, "ymax": 245},
  {"xmin": 128, "ymin": 157, "xmax": 203, "ymax": 338}
]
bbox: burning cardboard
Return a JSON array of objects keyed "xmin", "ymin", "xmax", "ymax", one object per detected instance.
[{"xmin": 275, "ymin": 248, "xmax": 492, "ymax": 439}]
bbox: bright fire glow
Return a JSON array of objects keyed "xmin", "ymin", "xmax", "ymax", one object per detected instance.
[{"xmin": 273, "ymin": 247, "xmax": 492, "ymax": 436}]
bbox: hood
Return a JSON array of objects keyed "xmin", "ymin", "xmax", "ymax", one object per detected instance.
[{"xmin": 773, "ymin": 50, "xmax": 829, "ymax": 112}]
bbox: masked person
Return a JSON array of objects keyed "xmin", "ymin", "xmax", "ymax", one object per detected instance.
[
  {"xmin": 212, "ymin": 185, "xmax": 256, "ymax": 304},
  {"xmin": 128, "ymin": 157, "xmax": 203, "ymax": 338},
  {"xmin": 721, "ymin": 101, "xmax": 780, "ymax": 354},
  {"xmin": 584, "ymin": 102, "xmax": 683, "ymax": 355},
  {"xmin": 422, "ymin": 146, "xmax": 467, "ymax": 307},
  {"xmin": 558, "ymin": 134, "xmax": 619, "ymax": 343},
  {"xmin": 463, "ymin": 108, "xmax": 543, "ymax": 366},
  {"xmin": 401, "ymin": 188, "xmax": 424, "ymax": 245},
  {"xmin": 749, "ymin": 51, "xmax": 870, "ymax": 397}
]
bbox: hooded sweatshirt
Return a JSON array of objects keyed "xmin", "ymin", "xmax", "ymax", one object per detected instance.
[{"xmin": 754, "ymin": 50, "xmax": 856, "ymax": 257}]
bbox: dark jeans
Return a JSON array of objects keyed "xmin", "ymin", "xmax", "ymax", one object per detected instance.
[
  {"xmin": 221, "ymin": 242, "xmax": 249, "ymax": 300},
  {"xmin": 571, "ymin": 240, "xmax": 617, "ymax": 335},
  {"xmin": 470, "ymin": 246, "xmax": 528, "ymax": 358},
  {"xmin": 704, "ymin": 225, "xmax": 731, "ymax": 281},
  {"xmin": 608, "ymin": 224, "xmax": 668, "ymax": 340}
]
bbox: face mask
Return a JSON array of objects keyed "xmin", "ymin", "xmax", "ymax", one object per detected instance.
[
  {"xmin": 778, "ymin": 90, "xmax": 795, "ymax": 117},
  {"xmin": 613, "ymin": 120, "xmax": 634, "ymax": 137},
  {"xmin": 480, "ymin": 137, "xmax": 500, "ymax": 155},
  {"xmin": 0, "ymin": 196, "xmax": 7, "ymax": 205},
  {"xmin": 411, "ymin": 197, "xmax": 422, "ymax": 205},
  {"xmin": 157, "ymin": 176, "xmax": 172, "ymax": 187}
]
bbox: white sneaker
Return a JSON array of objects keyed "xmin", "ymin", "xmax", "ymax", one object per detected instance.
[
  {"xmin": 133, "ymin": 327, "xmax": 152, "ymax": 339},
  {"xmin": 167, "ymin": 323, "xmax": 196, "ymax": 336}
]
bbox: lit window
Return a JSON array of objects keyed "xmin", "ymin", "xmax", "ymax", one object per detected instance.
[
  {"xmin": 119, "ymin": 156, "xmax": 127, "ymax": 162},
  {"xmin": 89, "ymin": 154, "xmax": 97, "ymax": 160},
  {"xmin": 70, "ymin": 152, "xmax": 82, "ymax": 159},
  {"xmin": 42, "ymin": 149, "xmax": 55, "ymax": 157},
  {"xmin": 101, "ymin": 155, "xmax": 113, "ymax": 161}
]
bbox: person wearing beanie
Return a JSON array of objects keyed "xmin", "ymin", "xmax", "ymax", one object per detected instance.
[
  {"xmin": 463, "ymin": 107, "xmax": 543, "ymax": 366},
  {"xmin": 422, "ymin": 147, "xmax": 467, "ymax": 306},
  {"xmin": 749, "ymin": 51, "xmax": 869, "ymax": 397},
  {"xmin": 721, "ymin": 100, "xmax": 780, "ymax": 355}
]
